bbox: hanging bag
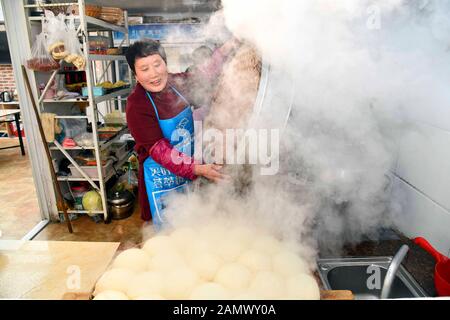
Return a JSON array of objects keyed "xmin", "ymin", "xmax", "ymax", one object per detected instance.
[
  {"xmin": 26, "ymin": 32, "xmax": 60, "ymax": 72},
  {"xmin": 64, "ymin": 15, "xmax": 86, "ymax": 70}
]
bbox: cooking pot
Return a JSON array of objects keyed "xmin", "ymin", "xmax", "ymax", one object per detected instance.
[
  {"xmin": 107, "ymin": 189, "xmax": 134, "ymax": 220},
  {"xmin": 414, "ymin": 237, "xmax": 450, "ymax": 296}
]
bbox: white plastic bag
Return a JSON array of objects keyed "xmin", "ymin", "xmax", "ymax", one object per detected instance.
[
  {"xmin": 64, "ymin": 15, "xmax": 86, "ymax": 70},
  {"xmin": 26, "ymin": 33, "xmax": 60, "ymax": 72},
  {"xmin": 44, "ymin": 10, "xmax": 69, "ymax": 61},
  {"xmin": 74, "ymin": 132, "xmax": 94, "ymax": 148},
  {"xmin": 58, "ymin": 119, "xmax": 87, "ymax": 139}
]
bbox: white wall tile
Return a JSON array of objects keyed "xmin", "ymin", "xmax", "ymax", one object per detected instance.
[
  {"xmin": 395, "ymin": 121, "xmax": 450, "ymax": 211},
  {"xmin": 392, "ymin": 176, "xmax": 450, "ymax": 255}
]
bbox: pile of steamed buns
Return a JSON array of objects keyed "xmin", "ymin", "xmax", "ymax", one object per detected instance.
[{"xmin": 93, "ymin": 222, "xmax": 320, "ymax": 300}]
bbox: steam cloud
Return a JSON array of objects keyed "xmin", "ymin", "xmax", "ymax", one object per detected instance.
[{"xmin": 144, "ymin": 0, "xmax": 450, "ymax": 260}]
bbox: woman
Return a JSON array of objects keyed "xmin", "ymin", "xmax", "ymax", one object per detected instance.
[{"xmin": 125, "ymin": 38, "xmax": 238, "ymax": 224}]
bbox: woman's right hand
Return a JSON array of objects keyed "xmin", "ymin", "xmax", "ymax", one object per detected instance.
[{"xmin": 194, "ymin": 164, "xmax": 229, "ymax": 183}]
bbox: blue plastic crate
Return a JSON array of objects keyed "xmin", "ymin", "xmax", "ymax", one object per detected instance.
[{"xmin": 82, "ymin": 86, "xmax": 106, "ymax": 97}]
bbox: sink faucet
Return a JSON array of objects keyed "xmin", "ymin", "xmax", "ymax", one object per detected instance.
[{"xmin": 380, "ymin": 244, "xmax": 409, "ymax": 299}]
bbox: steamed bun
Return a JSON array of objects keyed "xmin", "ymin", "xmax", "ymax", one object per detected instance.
[
  {"xmin": 249, "ymin": 271, "xmax": 285, "ymax": 299},
  {"xmin": 251, "ymin": 234, "xmax": 282, "ymax": 255},
  {"xmin": 126, "ymin": 271, "xmax": 165, "ymax": 299},
  {"xmin": 186, "ymin": 238, "xmax": 215, "ymax": 257},
  {"xmin": 190, "ymin": 282, "xmax": 231, "ymax": 300},
  {"xmin": 112, "ymin": 248, "xmax": 149, "ymax": 272},
  {"xmin": 286, "ymin": 273, "xmax": 320, "ymax": 300},
  {"xmin": 163, "ymin": 267, "xmax": 199, "ymax": 299},
  {"xmin": 93, "ymin": 290, "xmax": 129, "ymax": 300},
  {"xmin": 199, "ymin": 223, "xmax": 227, "ymax": 246},
  {"xmin": 228, "ymin": 225, "xmax": 257, "ymax": 250},
  {"xmin": 170, "ymin": 227, "xmax": 197, "ymax": 251},
  {"xmin": 134, "ymin": 293, "xmax": 165, "ymax": 300},
  {"xmin": 217, "ymin": 239, "xmax": 244, "ymax": 262},
  {"xmin": 215, "ymin": 263, "xmax": 252, "ymax": 292},
  {"xmin": 143, "ymin": 235, "xmax": 176, "ymax": 257},
  {"xmin": 93, "ymin": 220, "xmax": 319, "ymax": 301},
  {"xmin": 94, "ymin": 268, "xmax": 134, "ymax": 295},
  {"xmin": 238, "ymin": 249, "xmax": 272, "ymax": 272},
  {"xmin": 149, "ymin": 250, "xmax": 187, "ymax": 272},
  {"xmin": 188, "ymin": 251, "xmax": 223, "ymax": 281},
  {"xmin": 272, "ymin": 250, "xmax": 309, "ymax": 277}
]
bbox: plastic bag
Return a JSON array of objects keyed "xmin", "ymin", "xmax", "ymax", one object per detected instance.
[
  {"xmin": 44, "ymin": 11, "xmax": 69, "ymax": 61},
  {"xmin": 64, "ymin": 15, "xmax": 86, "ymax": 70},
  {"xmin": 127, "ymin": 167, "xmax": 138, "ymax": 187},
  {"xmin": 26, "ymin": 33, "xmax": 60, "ymax": 72},
  {"xmin": 74, "ymin": 132, "xmax": 94, "ymax": 148},
  {"xmin": 114, "ymin": 165, "xmax": 138, "ymax": 195},
  {"xmin": 57, "ymin": 119, "xmax": 87, "ymax": 142}
]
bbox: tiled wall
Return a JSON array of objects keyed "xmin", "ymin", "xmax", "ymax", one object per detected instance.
[{"xmin": 392, "ymin": 120, "xmax": 450, "ymax": 254}]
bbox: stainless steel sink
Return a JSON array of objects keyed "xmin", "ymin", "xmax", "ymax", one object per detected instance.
[{"xmin": 317, "ymin": 257, "xmax": 428, "ymax": 299}]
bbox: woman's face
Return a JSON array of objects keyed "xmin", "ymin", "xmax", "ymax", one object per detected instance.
[{"xmin": 134, "ymin": 54, "xmax": 168, "ymax": 93}]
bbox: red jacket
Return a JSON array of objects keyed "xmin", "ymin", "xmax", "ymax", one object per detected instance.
[{"xmin": 126, "ymin": 48, "xmax": 228, "ymax": 221}]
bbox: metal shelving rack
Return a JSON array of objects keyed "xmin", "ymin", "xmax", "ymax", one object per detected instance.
[{"xmin": 23, "ymin": 0, "xmax": 132, "ymax": 221}]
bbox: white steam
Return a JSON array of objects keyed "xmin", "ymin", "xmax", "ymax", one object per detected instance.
[
  {"xmin": 218, "ymin": 0, "xmax": 450, "ymax": 253},
  {"xmin": 143, "ymin": 0, "xmax": 450, "ymax": 258}
]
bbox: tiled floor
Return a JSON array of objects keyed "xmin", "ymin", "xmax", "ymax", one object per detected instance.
[
  {"xmin": 34, "ymin": 204, "xmax": 151, "ymax": 251},
  {"xmin": 0, "ymin": 137, "xmax": 151, "ymax": 250},
  {"xmin": 0, "ymin": 138, "xmax": 42, "ymax": 240}
]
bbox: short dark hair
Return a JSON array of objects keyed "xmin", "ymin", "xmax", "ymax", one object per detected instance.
[{"xmin": 125, "ymin": 39, "xmax": 167, "ymax": 73}]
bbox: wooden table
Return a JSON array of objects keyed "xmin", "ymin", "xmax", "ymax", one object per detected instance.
[
  {"xmin": 0, "ymin": 240, "xmax": 120, "ymax": 299},
  {"xmin": 0, "ymin": 109, "xmax": 25, "ymax": 156}
]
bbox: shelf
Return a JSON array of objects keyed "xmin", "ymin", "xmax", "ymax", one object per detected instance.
[
  {"xmin": 44, "ymin": 88, "xmax": 130, "ymax": 104},
  {"xmin": 48, "ymin": 127, "xmax": 128, "ymax": 152},
  {"xmin": 57, "ymin": 176, "xmax": 100, "ymax": 182},
  {"xmin": 88, "ymin": 54, "xmax": 127, "ymax": 61},
  {"xmin": 43, "ymin": 98, "xmax": 88, "ymax": 103},
  {"xmin": 54, "ymin": 115, "xmax": 88, "ymax": 119},
  {"xmin": 24, "ymin": 3, "xmax": 130, "ymax": 223},
  {"xmin": 49, "ymin": 146, "xmax": 95, "ymax": 151},
  {"xmin": 58, "ymin": 210, "xmax": 104, "ymax": 214},
  {"xmin": 85, "ymin": 16, "xmax": 127, "ymax": 33},
  {"xmin": 94, "ymin": 88, "xmax": 131, "ymax": 104},
  {"xmin": 99, "ymin": 126, "xmax": 129, "ymax": 150},
  {"xmin": 28, "ymin": 14, "xmax": 127, "ymax": 34},
  {"xmin": 56, "ymin": 150, "xmax": 132, "ymax": 184},
  {"xmin": 24, "ymin": 3, "xmax": 77, "ymax": 8},
  {"xmin": 104, "ymin": 150, "xmax": 133, "ymax": 182}
]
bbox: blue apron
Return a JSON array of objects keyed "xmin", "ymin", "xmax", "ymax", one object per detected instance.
[{"xmin": 143, "ymin": 85, "xmax": 194, "ymax": 227}]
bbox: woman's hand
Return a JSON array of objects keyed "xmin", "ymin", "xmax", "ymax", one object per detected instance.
[{"xmin": 194, "ymin": 164, "xmax": 229, "ymax": 183}]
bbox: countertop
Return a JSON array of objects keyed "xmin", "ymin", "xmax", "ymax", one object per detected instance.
[
  {"xmin": 0, "ymin": 240, "xmax": 120, "ymax": 299},
  {"xmin": 318, "ymin": 229, "xmax": 438, "ymax": 297}
]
